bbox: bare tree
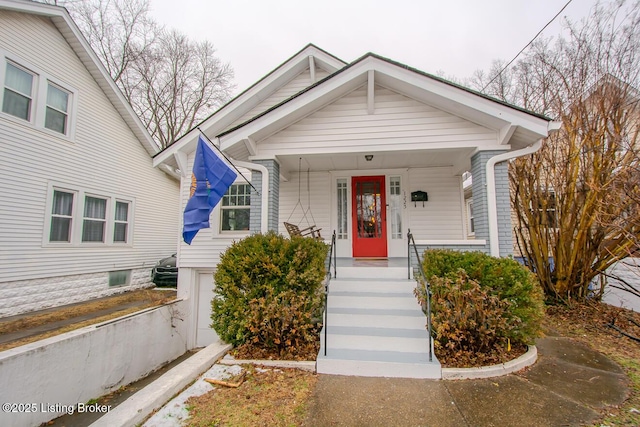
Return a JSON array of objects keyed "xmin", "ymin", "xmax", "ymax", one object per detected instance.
[
  {"xmin": 131, "ymin": 30, "xmax": 233, "ymax": 148},
  {"xmin": 41, "ymin": 0, "xmax": 234, "ymax": 148},
  {"xmin": 472, "ymin": 0, "xmax": 640, "ymax": 302}
]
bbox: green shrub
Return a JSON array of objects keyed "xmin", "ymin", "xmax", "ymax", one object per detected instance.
[
  {"xmin": 419, "ymin": 249, "xmax": 544, "ymax": 348},
  {"xmin": 427, "ymin": 271, "xmax": 512, "ymax": 365},
  {"xmin": 211, "ymin": 232, "xmax": 327, "ymax": 355}
]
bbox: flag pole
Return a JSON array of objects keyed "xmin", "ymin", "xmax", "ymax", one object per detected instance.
[{"xmin": 197, "ymin": 127, "xmax": 261, "ymax": 196}]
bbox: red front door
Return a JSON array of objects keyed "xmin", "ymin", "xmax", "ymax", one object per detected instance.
[{"xmin": 352, "ymin": 176, "xmax": 387, "ymax": 258}]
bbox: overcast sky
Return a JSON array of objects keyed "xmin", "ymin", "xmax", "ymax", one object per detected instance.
[{"xmin": 149, "ymin": 0, "xmax": 595, "ymax": 95}]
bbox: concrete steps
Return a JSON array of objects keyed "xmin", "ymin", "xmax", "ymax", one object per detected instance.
[{"xmin": 317, "ymin": 264, "xmax": 441, "ymax": 379}]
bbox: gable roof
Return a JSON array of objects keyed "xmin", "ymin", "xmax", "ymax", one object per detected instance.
[
  {"xmin": 0, "ymin": 0, "xmax": 159, "ymax": 156},
  {"xmin": 219, "ymin": 52, "xmax": 551, "ymax": 140},
  {"xmin": 152, "ymin": 43, "xmax": 346, "ymax": 166},
  {"xmin": 217, "ymin": 52, "xmax": 557, "ymax": 157}
]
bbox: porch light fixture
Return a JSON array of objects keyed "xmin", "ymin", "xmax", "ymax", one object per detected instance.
[{"xmin": 365, "ymin": 155, "xmax": 373, "ymax": 161}]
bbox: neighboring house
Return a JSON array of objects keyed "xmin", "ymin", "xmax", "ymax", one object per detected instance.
[
  {"xmin": 154, "ymin": 44, "xmax": 559, "ymax": 349},
  {"xmin": 0, "ymin": 0, "xmax": 180, "ymax": 317}
]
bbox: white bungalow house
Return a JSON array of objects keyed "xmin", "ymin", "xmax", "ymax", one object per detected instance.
[
  {"xmin": 154, "ymin": 44, "xmax": 559, "ymax": 377},
  {"xmin": 0, "ymin": 0, "xmax": 180, "ymax": 317}
]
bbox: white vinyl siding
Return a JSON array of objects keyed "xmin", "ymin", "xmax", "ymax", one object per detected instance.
[
  {"xmin": 228, "ymin": 68, "xmax": 330, "ymax": 129},
  {"xmin": 259, "ymin": 85, "xmax": 497, "ymax": 156},
  {"xmin": 0, "ymin": 10, "xmax": 179, "ymax": 282},
  {"xmin": 278, "ymin": 171, "xmax": 331, "ymax": 239},
  {"xmin": 407, "ymin": 168, "xmax": 464, "ymax": 240}
]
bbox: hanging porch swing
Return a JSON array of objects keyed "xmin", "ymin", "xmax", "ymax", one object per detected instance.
[{"xmin": 283, "ymin": 158, "xmax": 323, "ymax": 240}]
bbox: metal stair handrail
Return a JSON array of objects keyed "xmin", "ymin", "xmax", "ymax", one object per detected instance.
[
  {"xmin": 324, "ymin": 230, "xmax": 337, "ymax": 356},
  {"xmin": 407, "ymin": 229, "xmax": 433, "ymax": 362}
]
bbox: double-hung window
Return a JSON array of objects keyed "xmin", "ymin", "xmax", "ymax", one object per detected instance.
[
  {"xmin": 113, "ymin": 201, "xmax": 130, "ymax": 243},
  {"xmin": 1, "ymin": 55, "xmax": 75, "ymax": 137},
  {"xmin": 220, "ymin": 184, "xmax": 250, "ymax": 232},
  {"xmin": 45, "ymin": 83, "xmax": 69, "ymax": 134},
  {"xmin": 50, "ymin": 190, "xmax": 75, "ymax": 242},
  {"xmin": 2, "ymin": 62, "xmax": 34, "ymax": 121},
  {"xmin": 46, "ymin": 185, "xmax": 132, "ymax": 245},
  {"xmin": 82, "ymin": 196, "xmax": 108, "ymax": 242}
]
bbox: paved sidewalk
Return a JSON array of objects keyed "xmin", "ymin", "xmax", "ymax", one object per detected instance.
[{"xmin": 304, "ymin": 336, "xmax": 629, "ymax": 427}]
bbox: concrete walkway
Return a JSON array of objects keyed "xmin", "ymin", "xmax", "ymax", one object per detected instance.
[{"xmin": 304, "ymin": 336, "xmax": 629, "ymax": 427}]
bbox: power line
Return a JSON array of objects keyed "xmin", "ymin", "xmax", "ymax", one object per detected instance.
[{"xmin": 482, "ymin": 0, "xmax": 574, "ymax": 92}]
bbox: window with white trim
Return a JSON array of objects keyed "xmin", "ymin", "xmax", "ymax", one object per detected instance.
[
  {"xmin": 1, "ymin": 54, "xmax": 75, "ymax": 137},
  {"xmin": 82, "ymin": 196, "xmax": 108, "ymax": 242},
  {"xmin": 113, "ymin": 201, "xmax": 130, "ymax": 243},
  {"xmin": 50, "ymin": 189, "xmax": 75, "ymax": 242},
  {"xmin": 45, "ymin": 83, "xmax": 69, "ymax": 134},
  {"xmin": 389, "ymin": 176, "xmax": 403, "ymax": 239},
  {"xmin": 466, "ymin": 198, "xmax": 475, "ymax": 235},
  {"xmin": 2, "ymin": 62, "xmax": 34, "ymax": 121},
  {"xmin": 46, "ymin": 185, "xmax": 132, "ymax": 245},
  {"xmin": 220, "ymin": 184, "xmax": 250, "ymax": 232},
  {"xmin": 336, "ymin": 179, "xmax": 348, "ymax": 239}
]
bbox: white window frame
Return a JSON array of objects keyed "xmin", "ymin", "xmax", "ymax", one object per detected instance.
[
  {"xmin": 82, "ymin": 194, "xmax": 109, "ymax": 243},
  {"xmin": 0, "ymin": 51, "xmax": 77, "ymax": 140},
  {"xmin": 43, "ymin": 183, "xmax": 134, "ymax": 246},
  {"xmin": 219, "ymin": 183, "xmax": 251, "ymax": 234},
  {"xmin": 336, "ymin": 178, "xmax": 349, "ymax": 239},
  {"xmin": 113, "ymin": 200, "xmax": 131, "ymax": 244},
  {"xmin": 466, "ymin": 198, "xmax": 475, "ymax": 236},
  {"xmin": 2, "ymin": 61, "xmax": 36, "ymax": 122},
  {"xmin": 389, "ymin": 176, "xmax": 403, "ymax": 240},
  {"xmin": 45, "ymin": 81, "xmax": 70, "ymax": 135},
  {"xmin": 49, "ymin": 188, "xmax": 77, "ymax": 243}
]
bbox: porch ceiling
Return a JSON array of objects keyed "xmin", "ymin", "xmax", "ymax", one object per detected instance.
[{"xmin": 277, "ymin": 147, "xmax": 475, "ymax": 176}]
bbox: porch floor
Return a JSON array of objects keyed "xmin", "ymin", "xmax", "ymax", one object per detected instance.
[{"xmin": 335, "ymin": 257, "xmax": 409, "ymax": 268}]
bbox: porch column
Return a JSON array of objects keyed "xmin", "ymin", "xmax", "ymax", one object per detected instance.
[
  {"xmin": 470, "ymin": 150, "xmax": 513, "ymax": 257},
  {"xmin": 250, "ymin": 159, "xmax": 280, "ymax": 233}
]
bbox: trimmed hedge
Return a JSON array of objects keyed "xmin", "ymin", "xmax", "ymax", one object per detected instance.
[
  {"xmin": 211, "ymin": 232, "xmax": 327, "ymax": 357},
  {"xmin": 417, "ymin": 250, "xmax": 544, "ymax": 363}
]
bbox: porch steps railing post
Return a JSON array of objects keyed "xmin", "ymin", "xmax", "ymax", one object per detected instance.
[
  {"xmin": 324, "ymin": 231, "xmax": 336, "ymax": 356},
  {"xmin": 407, "ymin": 228, "xmax": 433, "ymax": 363}
]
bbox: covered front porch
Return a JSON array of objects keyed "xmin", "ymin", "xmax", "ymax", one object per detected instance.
[{"xmin": 248, "ymin": 147, "xmax": 505, "ymax": 259}]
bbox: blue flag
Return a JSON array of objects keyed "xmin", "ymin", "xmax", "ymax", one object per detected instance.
[{"xmin": 183, "ymin": 136, "xmax": 238, "ymax": 244}]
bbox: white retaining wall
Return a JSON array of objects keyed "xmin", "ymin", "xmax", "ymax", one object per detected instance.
[
  {"xmin": 0, "ymin": 300, "xmax": 188, "ymax": 427},
  {"xmin": 0, "ymin": 268, "xmax": 154, "ymax": 318}
]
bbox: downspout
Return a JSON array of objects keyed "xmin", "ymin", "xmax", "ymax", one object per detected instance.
[
  {"xmin": 486, "ymin": 121, "xmax": 560, "ymax": 256},
  {"xmin": 486, "ymin": 140, "xmax": 542, "ymax": 257},
  {"xmin": 233, "ymin": 160, "xmax": 269, "ymax": 233}
]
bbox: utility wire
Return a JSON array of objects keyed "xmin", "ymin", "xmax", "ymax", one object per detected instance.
[{"xmin": 482, "ymin": 0, "xmax": 574, "ymax": 92}]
